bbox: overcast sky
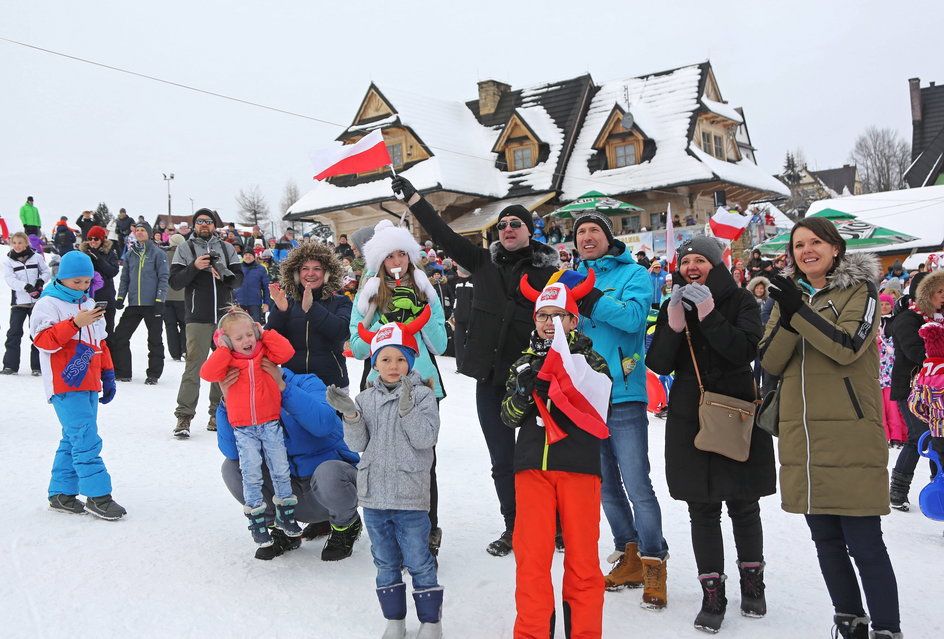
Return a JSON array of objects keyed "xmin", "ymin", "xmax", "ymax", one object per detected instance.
[{"xmin": 2, "ymin": 0, "xmax": 941, "ymax": 234}]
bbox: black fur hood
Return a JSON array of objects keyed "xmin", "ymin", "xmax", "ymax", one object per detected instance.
[
  {"xmin": 279, "ymin": 242, "xmax": 343, "ymax": 301},
  {"xmin": 488, "ymin": 240, "xmax": 560, "ymax": 270}
]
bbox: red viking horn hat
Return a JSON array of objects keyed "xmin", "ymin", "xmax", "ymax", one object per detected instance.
[{"xmin": 357, "ymin": 303, "xmax": 432, "ymax": 344}]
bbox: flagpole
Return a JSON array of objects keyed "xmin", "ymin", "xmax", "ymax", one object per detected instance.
[{"xmin": 388, "ymin": 164, "xmax": 397, "ymax": 178}]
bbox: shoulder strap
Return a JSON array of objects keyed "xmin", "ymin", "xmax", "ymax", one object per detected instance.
[{"xmin": 685, "ymin": 327, "xmax": 760, "ymax": 402}]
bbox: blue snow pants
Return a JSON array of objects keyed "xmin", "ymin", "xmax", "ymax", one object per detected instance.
[{"xmin": 48, "ymin": 391, "xmax": 112, "ymax": 498}]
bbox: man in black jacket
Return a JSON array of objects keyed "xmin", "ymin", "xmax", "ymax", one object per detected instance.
[
  {"xmin": 391, "ymin": 176, "xmax": 559, "ymax": 556},
  {"xmin": 169, "ymin": 208, "xmax": 243, "ymax": 438}
]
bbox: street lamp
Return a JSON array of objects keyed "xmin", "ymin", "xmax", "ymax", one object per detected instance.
[
  {"xmin": 163, "ymin": 173, "xmax": 175, "ymax": 217},
  {"xmin": 188, "ymin": 197, "xmax": 194, "ymax": 214}
]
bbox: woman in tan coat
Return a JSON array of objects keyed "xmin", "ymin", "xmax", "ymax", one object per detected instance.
[{"xmin": 760, "ymin": 218, "xmax": 901, "ymax": 639}]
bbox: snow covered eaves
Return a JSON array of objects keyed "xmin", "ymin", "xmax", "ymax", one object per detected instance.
[
  {"xmin": 690, "ymin": 145, "xmax": 790, "ymax": 197},
  {"xmin": 506, "ymin": 105, "xmax": 565, "ymax": 192},
  {"xmin": 345, "ymin": 114, "xmax": 399, "ymax": 133},
  {"xmin": 700, "ymin": 97, "xmax": 744, "ymax": 124}
]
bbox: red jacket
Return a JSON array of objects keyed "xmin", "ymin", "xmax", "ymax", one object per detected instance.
[{"xmin": 200, "ymin": 330, "xmax": 295, "ymax": 427}]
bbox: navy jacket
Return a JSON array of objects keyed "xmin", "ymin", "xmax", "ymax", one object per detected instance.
[{"xmin": 234, "ymin": 261, "xmax": 272, "ymax": 308}]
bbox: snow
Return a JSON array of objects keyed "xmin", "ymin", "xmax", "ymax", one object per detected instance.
[
  {"xmin": 808, "ymin": 184, "xmax": 944, "ymax": 252},
  {"xmin": 507, "ymin": 105, "xmax": 565, "ymax": 191},
  {"xmin": 700, "ymin": 97, "xmax": 744, "ymax": 124},
  {"xmin": 690, "ymin": 144, "xmax": 792, "ymax": 196},
  {"xmin": 2, "ymin": 273, "xmax": 941, "ymax": 638}
]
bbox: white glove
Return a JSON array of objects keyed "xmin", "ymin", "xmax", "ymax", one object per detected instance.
[
  {"xmin": 411, "ymin": 269, "xmax": 437, "ymax": 303},
  {"xmin": 356, "ymin": 276, "xmax": 382, "ymax": 316},
  {"xmin": 326, "ymin": 385, "xmax": 357, "ymax": 417}
]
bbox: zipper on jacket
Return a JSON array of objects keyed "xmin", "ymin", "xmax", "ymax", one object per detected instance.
[
  {"xmin": 843, "ymin": 377, "xmax": 865, "ymax": 419},
  {"xmin": 248, "ymin": 360, "xmax": 257, "ymax": 425},
  {"xmin": 332, "ymin": 352, "xmax": 344, "ymax": 376},
  {"xmin": 306, "ymin": 327, "xmax": 311, "ymax": 374},
  {"xmin": 801, "ymin": 339, "xmax": 813, "ymax": 514},
  {"xmin": 542, "ymin": 398, "xmax": 552, "ymax": 470},
  {"xmin": 136, "ymin": 246, "xmax": 144, "ymax": 305}
]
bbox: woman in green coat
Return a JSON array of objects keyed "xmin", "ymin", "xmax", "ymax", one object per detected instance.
[{"xmin": 760, "ymin": 217, "xmax": 901, "ymax": 639}]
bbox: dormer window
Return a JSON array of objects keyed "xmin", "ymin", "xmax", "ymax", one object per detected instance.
[
  {"xmin": 701, "ymin": 131, "xmax": 726, "ymax": 161},
  {"xmin": 511, "ymin": 145, "xmax": 534, "ymax": 170},
  {"xmin": 614, "ymin": 143, "xmax": 637, "ymax": 168},
  {"xmin": 390, "ymin": 143, "xmax": 404, "ymax": 168},
  {"xmin": 590, "ymin": 104, "xmax": 651, "ymax": 172},
  {"xmin": 492, "ymin": 111, "xmax": 545, "ymax": 172}
]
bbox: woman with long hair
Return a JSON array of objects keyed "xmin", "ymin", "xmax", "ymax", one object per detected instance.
[{"xmin": 760, "ymin": 217, "xmax": 901, "ymax": 638}]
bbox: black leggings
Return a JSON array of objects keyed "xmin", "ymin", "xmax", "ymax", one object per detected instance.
[
  {"xmin": 805, "ymin": 514, "xmax": 900, "ymax": 634},
  {"xmin": 687, "ymin": 499, "xmax": 763, "ymax": 575}
]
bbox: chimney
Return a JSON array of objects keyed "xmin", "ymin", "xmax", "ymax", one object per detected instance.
[
  {"xmin": 909, "ymin": 77, "xmax": 922, "ymax": 123},
  {"xmin": 477, "ymin": 79, "xmax": 511, "ymax": 116}
]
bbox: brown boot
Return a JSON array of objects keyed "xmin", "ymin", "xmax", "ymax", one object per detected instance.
[
  {"xmin": 604, "ymin": 542, "xmax": 644, "ymax": 591},
  {"xmin": 640, "ymin": 554, "xmax": 668, "ymax": 609}
]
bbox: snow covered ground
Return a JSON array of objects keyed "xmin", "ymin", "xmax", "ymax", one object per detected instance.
[{"xmin": 1, "ymin": 274, "xmax": 941, "ymax": 639}]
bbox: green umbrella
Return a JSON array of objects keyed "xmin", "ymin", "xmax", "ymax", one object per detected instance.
[
  {"xmin": 548, "ymin": 191, "xmax": 643, "ymax": 219},
  {"xmin": 755, "ymin": 208, "xmax": 918, "ymax": 255}
]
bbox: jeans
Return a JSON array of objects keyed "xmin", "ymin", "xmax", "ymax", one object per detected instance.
[
  {"xmin": 233, "ymin": 420, "xmax": 293, "ymax": 508},
  {"xmin": 600, "ymin": 401, "xmax": 668, "ymax": 558},
  {"xmin": 3, "ymin": 305, "xmax": 40, "ymax": 372},
  {"xmin": 805, "ymin": 514, "xmax": 900, "ymax": 634},
  {"xmin": 476, "ymin": 380, "xmax": 517, "ymax": 531},
  {"xmin": 48, "ymin": 391, "xmax": 112, "ymax": 498},
  {"xmin": 111, "ymin": 305, "xmax": 165, "ymax": 379},
  {"xmin": 687, "ymin": 500, "xmax": 763, "ymax": 575},
  {"xmin": 892, "ymin": 399, "xmax": 933, "ymax": 478},
  {"xmin": 364, "ymin": 508, "xmax": 439, "ymax": 590}
]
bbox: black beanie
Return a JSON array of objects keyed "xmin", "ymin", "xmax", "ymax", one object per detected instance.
[
  {"xmin": 571, "ymin": 211, "xmax": 615, "ymax": 246},
  {"xmin": 497, "ymin": 204, "xmax": 533, "ymax": 235},
  {"xmin": 193, "ymin": 208, "xmax": 219, "ymax": 228}
]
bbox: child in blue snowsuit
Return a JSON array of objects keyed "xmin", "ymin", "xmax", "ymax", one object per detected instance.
[{"xmin": 30, "ymin": 251, "xmax": 125, "ymax": 520}]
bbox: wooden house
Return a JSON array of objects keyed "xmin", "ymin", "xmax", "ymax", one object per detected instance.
[{"xmin": 905, "ymin": 77, "xmax": 944, "ymax": 188}]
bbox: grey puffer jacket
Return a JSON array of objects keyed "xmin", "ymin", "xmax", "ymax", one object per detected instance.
[{"xmin": 343, "ymin": 369, "xmax": 439, "ymax": 511}]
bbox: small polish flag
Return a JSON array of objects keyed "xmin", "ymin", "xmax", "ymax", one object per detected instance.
[
  {"xmin": 310, "ymin": 129, "xmax": 392, "ymax": 181},
  {"xmin": 533, "ymin": 316, "xmax": 612, "ymax": 444},
  {"xmin": 708, "ymin": 206, "xmax": 750, "ymax": 241}
]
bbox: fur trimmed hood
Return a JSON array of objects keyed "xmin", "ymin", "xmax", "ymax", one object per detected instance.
[
  {"xmin": 362, "ymin": 220, "xmax": 423, "ymax": 275},
  {"xmin": 279, "ymin": 242, "xmax": 343, "ymax": 301},
  {"xmin": 785, "ymin": 252, "xmax": 880, "ymax": 291},
  {"xmin": 915, "ymin": 269, "xmax": 944, "ymax": 316},
  {"xmin": 747, "ymin": 275, "xmax": 770, "ymax": 296},
  {"xmin": 79, "ymin": 239, "xmax": 115, "ymax": 255},
  {"xmin": 488, "ymin": 240, "xmax": 560, "ymax": 270}
]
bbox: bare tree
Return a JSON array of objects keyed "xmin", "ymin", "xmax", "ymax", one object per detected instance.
[
  {"xmin": 280, "ymin": 180, "xmax": 300, "ymax": 215},
  {"xmin": 235, "ymin": 185, "xmax": 270, "ymax": 227},
  {"xmin": 849, "ymin": 127, "xmax": 910, "ymax": 193}
]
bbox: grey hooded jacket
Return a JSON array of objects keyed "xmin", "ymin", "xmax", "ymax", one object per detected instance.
[
  {"xmin": 118, "ymin": 241, "xmax": 169, "ymax": 306},
  {"xmin": 343, "ymin": 369, "xmax": 439, "ymax": 511}
]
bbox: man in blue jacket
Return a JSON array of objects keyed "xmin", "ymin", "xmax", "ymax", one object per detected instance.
[
  {"xmin": 218, "ymin": 360, "xmax": 360, "ymax": 561},
  {"xmin": 572, "ymin": 211, "xmax": 669, "ymax": 609},
  {"xmin": 233, "ymin": 251, "xmax": 271, "ymax": 323}
]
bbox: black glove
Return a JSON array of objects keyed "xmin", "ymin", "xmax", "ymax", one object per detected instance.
[
  {"xmin": 116, "ymin": 298, "xmax": 125, "ymax": 310},
  {"xmin": 514, "ymin": 362, "xmax": 539, "ymax": 396},
  {"xmin": 23, "ymin": 283, "xmax": 35, "ymax": 294},
  {"xmin": 391, "ymin": 176, "xmax": 417, "ymax": 201},
  {"xmin": 577, "ymin": 287, "xmax": 604, "ymax": 317},
  {"xmin": 533, "ymin": 374, "xmax": 551, "ymax": 396},
  {"xmin": 769, "ymin": 275, "xmax": 803, "ymax": 325},
  {"xmin": 152, "ymin": 302, "xmax": 164, "ymax": 318}
]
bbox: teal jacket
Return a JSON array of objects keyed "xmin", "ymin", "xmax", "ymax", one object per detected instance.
[
  {"xmin": 576, "ymin": 241, "xmax": 650, "ymax": 404},
  {"xmin": 350, "ymin": 277, "xmax": 448, "ymax": 399}
]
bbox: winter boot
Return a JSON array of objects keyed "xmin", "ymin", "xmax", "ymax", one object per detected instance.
[
  {"xmin": 244, "ymin": 505, "xmax": 273, "ymax": 547},
  {"xmin": 321, "ymin": 514, "xmax": 362, "ymax": 561},
  {"xmin": 555, "ymin": 531, "xmax": 565, "ymax": 553},
  {"xmin": 605, "ymin": 542, "xmax": 644, "ymax": 590},
  {"xmin": 889, "ymin": 470, "xmax": 912, "ymax": 511},
  {"xmin": 274, "ymin": 496, "xmax": 302, "ymax": 537},
  {"xmin": 869, "ymin": 631, "xmax": 903, "ymax": 639},
  {"xmin": 174, "ymin": 415, "xmax": 191, "ymax": 439},
  {"xmin": 428, "ymin": 526, "xmax": 443, "ymax": 557},
  {"xmin": 48, "ymin": 494, "xmax": 86, "ymax": 515},
  {"xmin": 486, "ymin": 530, "xmax": 513, "ymax": 557},
  {"xmin": 693, "ymin": 572, "xmax": 727, "ymax": 634},
  {"xmin": 207, "ymin": 414, "xmax": 217, "ymax": 431},
  {"xmin": 302, "ymin": 520, "xmax": 331, "ymax": 539},
  {"xmin": 832, "ymin": 613, "xmax": 870, "ymax": 638},
  {"xmin": 84, "ymin": 494, "xmax": 127, "ymax": 520},
  {"xmin": 640, "ymin": 554, "xmax": 668, "ymax": 609},
  {"xmin": 737, "ymin": 560, "xmax": 766, "ymax": 618},
  {"xmin": 377, "ymin": 582, "xmax": 407, "ymax": 639},
  {"xmin": 413, "ymin": 586, "xmax": 444, "ymax": 639}
]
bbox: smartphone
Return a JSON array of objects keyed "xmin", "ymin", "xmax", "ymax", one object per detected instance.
[{"xmin": 93, "ymin": 301, "xmax": 109, "ymax": 311}]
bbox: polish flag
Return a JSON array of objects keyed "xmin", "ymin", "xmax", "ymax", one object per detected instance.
[
  {"xmin": 708, "ymin": 206, "xmax": 750, "ymax": 241},
  {"xmin": 533, "ymin": 316, "xmax": 612, "ymax": 444},
  {"xmin": 665, "ymin": 203, "xmax": 676, "ymax": 271},
  {"xmin": 310, "ymin": 129, "xmax": 392, "ymax": 181}
]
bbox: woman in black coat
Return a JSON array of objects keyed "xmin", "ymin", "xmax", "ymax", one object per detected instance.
[
  {"xmin": 646, "ymin": 237, "xmax": 775, "ymax": 633},
  {"xmin": 80, "ymin": 226, "xmax": 120, "ymax": 342}
]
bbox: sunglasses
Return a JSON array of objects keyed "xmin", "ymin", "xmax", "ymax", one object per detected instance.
[
  {"xmin": 194, "ymin": 218, "xmax": 215, "ymax": 226},
  {"xmin": 497, "ymin": 220, "xmax": 524, "ymax": 231}
]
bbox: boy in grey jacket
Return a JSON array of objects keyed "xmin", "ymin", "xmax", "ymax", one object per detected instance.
[{"xmin": 326, "ymin": 305, "xmax": 442, "ymax": 639}]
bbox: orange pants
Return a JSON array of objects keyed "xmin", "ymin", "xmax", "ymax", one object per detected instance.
[{"xmin": 513, "ymin": 469, "xmax": 604, "ymax": 639}]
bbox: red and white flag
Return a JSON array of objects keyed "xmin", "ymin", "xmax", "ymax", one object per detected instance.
[
  {"xmin": 533, "ymin": 316, "xmax": 612, "ymax": 444},
  {"xmin": 310, "ymin": 129, "xmax": 392, "ymax": 181},
  {"xmin": 665, "ymin": 203, "xmax": 676, "ymax": 271},
  {"xmin": 708, "ymin": 206, "xmax": 750, "ymax": 241}
]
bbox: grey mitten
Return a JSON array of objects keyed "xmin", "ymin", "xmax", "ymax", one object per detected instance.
[
  {"xmin": 398, "ymin": 376, "xmax": 414, "ymax": 418},
  {"xmin": 326, "ymin": 385, "xmax": 357, "ymax": 417}
]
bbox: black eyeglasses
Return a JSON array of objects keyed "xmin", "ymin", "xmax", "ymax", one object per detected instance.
[
  {"xmin": 497, "ymin": 220, "xmax": 524, "ymax": 231},
  {"xmin": 194, "ymin": 219, "xmax": 215, "ymax": 226}
]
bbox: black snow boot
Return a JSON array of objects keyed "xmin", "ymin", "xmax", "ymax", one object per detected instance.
[
  {"xmin": 273, "ymin": 496, "xmax": 302, "ymax": 537},
  {"xmin": 694, "ymin": 572, "xmax": 727, "ymax": 634},
  {"xmin": 486, "ymin": 530, "xmax": 513, "ymax": 557},
  {"xmin": 302, "ymin": 520, "xmax": 331, "ymax": 540},
  {"xmin": 244, "ymin": 505, "xmax": 273, "ymax": 547},
  {"xmin": 832, "ymin": 612, "xmax": 870, "ymax": 638},
  {"xmin": 737, "ymin": 560, "xmax": 766, "ymax": 618},
  {"xmin": 321, "ymin": 514, "xmax": 362, "ymax": 561},
  {"xmin": 255, "ymin": 527, "xmax": 302, "ymax": 560},
  {"xmin": 889, "ymin": 470, "xmax": 912, "ymax": 511},
  {"xmin": 85, "ymin": 494, "xmax": 127, "ymax": 520},
  {"xmin": 48, "ymin": 494, "xmax": 86, "ymax": 515}
]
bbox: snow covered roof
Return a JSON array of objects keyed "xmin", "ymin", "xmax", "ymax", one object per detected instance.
[
  {"xmin": 701, "ymin": 97, "xmax": 744, "ymax": 124},
  {"xmin": 807, "ymin": 184, "xmax": 944, "ymax": 252}
]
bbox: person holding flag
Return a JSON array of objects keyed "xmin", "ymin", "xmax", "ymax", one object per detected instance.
[
  {"xmin": 570, "ymin": 210, "xmax": 670, "ymax": 609},
  {"xmin": 500, "ymin": 271, "xmax": 611, "ymax": 639}
]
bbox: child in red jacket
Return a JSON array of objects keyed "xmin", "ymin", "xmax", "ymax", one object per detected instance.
[{"xmin": 200, "ymin": 307, "xmax": 301, "ymax": 549}]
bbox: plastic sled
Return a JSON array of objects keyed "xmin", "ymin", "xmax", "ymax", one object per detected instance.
[
  {"xmin": 918, "ymin": 431, "xmax": 944, "ymax": 521},
  {"xmin": 646, "ymin": 369, "xmax": 666, "ymax": 414}
]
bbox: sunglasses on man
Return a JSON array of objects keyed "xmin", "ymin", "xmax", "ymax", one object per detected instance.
[
  {"xmin": 194, "ymin": 218, "xmax": 215, "ymax": 226},
  {"xmin": 497, "ymin": 220, "xmax": 524, "ymax": 231}
]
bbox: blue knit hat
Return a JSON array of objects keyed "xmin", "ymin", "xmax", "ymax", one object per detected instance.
[
  {"xmin": 57, "ymin": 251, "xmax": 94, "ymax": 280},
  {"xmin": 371, "ymin": 344, "xmax": 416, "ymax": 372}
]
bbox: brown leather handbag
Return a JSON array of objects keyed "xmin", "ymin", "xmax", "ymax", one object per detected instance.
[{"xmin": 685, "ymin": 329, "xmax": 757, "ymax": 462}]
